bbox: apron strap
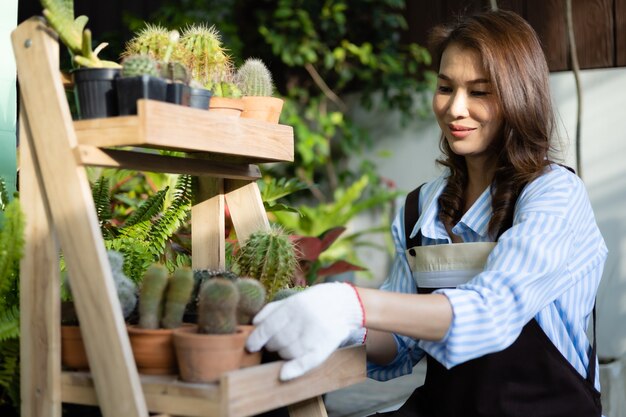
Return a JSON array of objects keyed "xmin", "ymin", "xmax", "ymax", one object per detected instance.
[
  {"xmin": 588, "ymin": 302, "xmax": 597, "ymax": 385},
  {"xmin": 404, "ymin": 183, "xmax": 425, "ymax": 253}
]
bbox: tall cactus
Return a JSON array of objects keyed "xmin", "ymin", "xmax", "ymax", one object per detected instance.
[
  {"xmin": 138, "ymin": 264, "xmax": 169, "ymax": 329},
  {"xmin": 161, "ymin": 267, "xmax": 194, "ymax": 329},
  {"xmin": 235, "ymin": 278, "xmax": 266, "ymax": 325},
  {"xmin": 236, "ymin": 58, "xmax": 274, "ymax": 97},
  {"xmin": 197, "ymin": 278, "xmax": 239, "ymax": 334},
  {"xmin": 233, "ymin": 226, "xmax": 298, "ymax": 300}
]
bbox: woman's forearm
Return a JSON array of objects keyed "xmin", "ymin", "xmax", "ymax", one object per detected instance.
[{"xmin": 357, "ymin": 287, "xmax": 453, "ymax": 341}]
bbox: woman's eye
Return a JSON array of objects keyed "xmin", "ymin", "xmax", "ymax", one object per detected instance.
[
  {"xmin": 437, "ymin": 86, "xmax": 452, "ymax": 93},
  {"xmin": 471, "ymin": 91, "xmax": 489, "ymax": 97}
]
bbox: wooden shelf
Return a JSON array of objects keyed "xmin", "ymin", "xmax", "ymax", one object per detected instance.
[
  {"xmin": 73, "ymin": 99, "xmax": 295, "ymax": 163},
  {"xmin": 61, "ymin": 346, "xmax": 366, "ymax": 417}
]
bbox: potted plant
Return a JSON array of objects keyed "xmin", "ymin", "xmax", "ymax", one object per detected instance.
[
  {"xmin": 232, "ymin": 226, "xmax": 299, "ymax": 300},
  {"xmin": 237, "ymin": 58, "xmax": 284, "ymax": 123},
  {"xmin": 116, "ymin": 54, "xmax": 168, "ymax": 116},
  {"xmin": 40, "ymin": 0, "xmax": 122, "ymax": 119},
  {"xmin": 173, "ymin": 278, "xmax": 247, "ymax": 383},
  {"xmin": 127, "ymin": 263, "xmax": 194, "ymax": 375}
]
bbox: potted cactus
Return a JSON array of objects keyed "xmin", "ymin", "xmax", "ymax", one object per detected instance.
[
  {"xmin": 235, "ymin": 277, "xmax": 266, "ymax": 367},
  {"xmin": 127, "ymin": 263, "xmax": 194, "ymax": 375},
  {"xmin": 116, "ymin": 54, "xmax": 168, "ymax": 115},
  {"xmin": 233, "ymin": 226, "xmax": 299, "ymax": 300},
  {"xmin": 237, "ymin": 58, "xmax": 284, "ymax": 123},
  {"xmin": 40, "ymin": 0, "xmax": 122, "ymax": 119},
  {"xmin": 173, "ymin": 278, "xmax": 248, "ymax": 383}
]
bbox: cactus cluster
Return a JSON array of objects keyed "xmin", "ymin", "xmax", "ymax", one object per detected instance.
[
  {"xmin": 235, "ymin": 278, "xmax": 266, "ymax": 325},
  {"xmin": 138, "ymin": 264, "xmax": 194, "ymax": 330},
  {"xmin": 236, "ymin": 58, "xmax": 274, "ymax": 97},
  {"xmin": 198, "ymin": 278, "xmax": 239, "ymax": 334},
  {"xmin": 233, "ymin": 226, "xmax": 298, "ymax": 300},
  {"xmin": 271, "ymin": 286, "xmax": 305, "ymax": 302},
  {"xmin": 107, "ymin": 251, "xmax": 137, "ymax": 320},
  {"xmin": 121, "ymin": 54, "xmax": 160, "ymax": 78}
]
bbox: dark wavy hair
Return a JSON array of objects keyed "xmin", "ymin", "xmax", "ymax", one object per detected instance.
[{"xmin": 429, "ymin": 10, "xmax": 557, "ymax": 239}]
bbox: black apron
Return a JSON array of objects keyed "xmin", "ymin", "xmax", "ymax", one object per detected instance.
[{"xmin": 381, "ymin": 186, "xmax": 602, "ymax": 417}]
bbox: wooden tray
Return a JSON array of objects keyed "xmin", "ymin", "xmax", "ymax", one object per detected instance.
[
  {"xmin": 60, "ymin": 346, "xmax": 366, "ymax": 417},
  {"xmin": 73, "ymin": 99, "xmax": 294, "ymax": 163}
]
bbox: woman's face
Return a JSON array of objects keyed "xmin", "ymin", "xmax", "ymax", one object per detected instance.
[{"xmin": 432, "ymin": 43, "xmax": 503, "ymax": 161}]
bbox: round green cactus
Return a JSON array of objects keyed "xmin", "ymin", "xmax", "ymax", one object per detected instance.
[
  {"xmin": 236, "ymin": 58, "xmax": 274, "ymax": 97},
  {"xmin": 161, "ymin": 266, "xmax": 194, "ymax": 329},
  {"xmin": 121, "ymin": 54, "xmax": 160, "ymax": 78},
  {"xmin": 122, "ymin": 23, "xmax": 175, "ymax": 61},
  {"xmin": 233, "ymin": 226, "xmax": 298, "ymax": 300},
  {"xmin": 235, "ymin": 278, "xmax": 266, "ymax": 325},
  {"xmin": 197, "ymin": 278, "xmax": 239, "ymax": 334},
  {"xmin": 138, "ymin": 264, "xmax": 169, "ymax": 329}
]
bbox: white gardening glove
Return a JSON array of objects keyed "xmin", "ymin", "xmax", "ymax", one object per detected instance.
[{"xmin": 246, "ymin": 282, "xmax": 365, "ymax": 381}]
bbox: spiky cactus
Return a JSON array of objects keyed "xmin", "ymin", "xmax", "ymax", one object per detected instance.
[
  {"xmin": 122, "ymin": 23, "xmax": 175, "ymax": 61},
  {"xmin": 271, "ymin": 287, "xmax": 306, "ymax": 302},
  {"xmin": 107, "ymin": 250, "xmax": 137, "ymax": 320},
  {"xmin": 161, "ymin": 267, "xmax": 194, "ymax": 329},
  {"xmin": 138, "ymin": 264, "xmax": 169, "ymax": 329},
  {"xmin": 235, "ymin": 278, "xmax": 266, "ymax": 325},
  {"xmin": 233, "ymin": 226, "xmax": 298, "ymax": 300},
  {"xmin": 121, "ymin": 54, "xmax": 160, "ymax": 78},
  {"xmin": 40, "ymin": 0, "xmax": 120, "ymax": 68},
  {"xmin": 160, "ymin": 62, "xmax": 190, "ymax": 84},
  {"xmin": 236, "ymin": 58, "xmax": 274, "ymax": 97},
  {"xmin": 177, "ymin": 24, "xmax": 234, "ymax": 89},
  {"xmin": 197, "ymin": 278, "xmax": 239, "ymax": 334}
]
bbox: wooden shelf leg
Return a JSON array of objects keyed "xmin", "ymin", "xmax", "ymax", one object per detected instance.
[
  {"xmin": 288, "ymin": 396, "xmax": 329, "ymax": 417},
  {"xmin": 192, "ymin": 177, "xmax": 226, "ymax": 270},
  {"xmin": 19, "ymin": 107, "xmax": 62, "ymax": 417},
  {"xmin": 225, "ymin": 179, "xmax": 270, "ymax": 244}
]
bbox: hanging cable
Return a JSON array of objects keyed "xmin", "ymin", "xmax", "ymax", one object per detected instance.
[{"xmin": 565, "ymin": 0, "xmax": 583, "ymax": 178}]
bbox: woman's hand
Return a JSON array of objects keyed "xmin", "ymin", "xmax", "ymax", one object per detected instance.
[{"xmin": 246, "ymin": 282, "xmax": 365, "ymax": 380}]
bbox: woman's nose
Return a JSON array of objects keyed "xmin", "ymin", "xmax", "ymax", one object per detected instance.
[{"xmin": 448, "ymin": 91, "xmax": 470, "ymax": 119}]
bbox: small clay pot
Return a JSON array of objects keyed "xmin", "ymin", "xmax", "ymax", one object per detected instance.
[
  {"xmin": 238, "ymin": 325, "xmax": 263, "ymax": 368},
  {"xmin": 61, "ymin": 325, "xmax": 89, "ymax": 370}
]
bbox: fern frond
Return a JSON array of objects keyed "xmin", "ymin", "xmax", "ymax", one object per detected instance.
[
  {"xmin": 91, "ymin": 176, "xmax": 112, "ymax": 223},
  {"xmin": 0, "ymin": 306, "xmax": 19, "ymax": 342},
  {"xmin": 148, "ymin": 175, "xmax": 192, "ymax": 256},
  {"xmin": 0, "ymin": 200, "xmax": 25, "ymax": 308},
  {"xmin": 124, "ymin": 186, "xmax": 169, "ymax": 227}
]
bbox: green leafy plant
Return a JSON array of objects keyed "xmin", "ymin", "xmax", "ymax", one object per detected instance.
[{"xmin": 0, "ymin": 180, "xmax": 24, "ymax": 410}]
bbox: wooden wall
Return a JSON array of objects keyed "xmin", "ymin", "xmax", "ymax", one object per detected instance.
[{"xmin": 405, "ymin": 0, "xmax": 626, "ymax": 71}]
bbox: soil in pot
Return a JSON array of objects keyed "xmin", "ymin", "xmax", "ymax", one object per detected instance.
[
  {"xmin": 72, "ymin": 68, "xmax": 121, "ymax": 120},
  {"xmin": 116, "ymin": 75, "xmax": 168, "ymax": 116},
  {"xmin": 241, "ymin": 96, "xmax": 284, "ymax": 124},
  {"xmin": 173, "ymin": 325, "xmax": 247, "ymax": 383},
  {"xmin": 127, "ymin": 325, "xmax": 178, "ymax": 375},
  {"xmin": 61, "ymin": 325, "xmax": 89, "ymax": 370}
]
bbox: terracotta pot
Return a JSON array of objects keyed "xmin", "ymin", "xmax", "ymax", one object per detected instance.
[
  {"xmin": 127, "ymin": 325, "xmax": 178, "ymax": 375},
  {"xmin": 61, "ymin": 325, "xmax": 89, "ymax": 370},
  {"xmin": 238, "ymin": 325, "xmax": 262, "ymax": 368},
  {"xmin": 241, "ymin": 96, "xmax": 284, "ymax": 124},
  {"xmin": 208, "ymin": 97, "xmax": 244, "ymax": 117},
  {"xmin": 173, "ymin": 325, "xmax": 246, "ymax": 383}
]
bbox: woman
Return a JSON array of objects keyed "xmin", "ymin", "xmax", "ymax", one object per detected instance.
[{"xmin": 247, "ymin": 9, "xmax": 607, "ymax": 417}]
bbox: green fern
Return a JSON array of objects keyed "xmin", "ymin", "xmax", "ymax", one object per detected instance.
[
  {"xmin": 0, "ymin": 338, "xmax": 19, "ymax": 408},
  {"xmin": 0, "ymin": 199, "xmax": 25, "ymax": 310},
  {"xmin": 124, "ymin": 187, "xmax": 169, "ymax": 227},
  {"xmin": 0, "ymin": 307, "xmax": 19, "ymax": 342}
]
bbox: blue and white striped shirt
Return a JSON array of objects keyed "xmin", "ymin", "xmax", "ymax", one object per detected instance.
[{"xmin": 367, "ymin": 164, "xmax": 607, "ymax": 391}]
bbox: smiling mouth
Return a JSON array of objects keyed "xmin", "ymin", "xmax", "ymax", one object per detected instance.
[{"xmin": 448, "ymin": 125, "xmax": 476, "ymax": 138}]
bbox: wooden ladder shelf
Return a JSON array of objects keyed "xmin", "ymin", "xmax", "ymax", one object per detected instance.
[{"xmin": 13, "ymin": 17, "xmax": 365, "ymax": 417}]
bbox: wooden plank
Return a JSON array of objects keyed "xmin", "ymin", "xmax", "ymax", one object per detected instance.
[
  {"xmin": 616, "ymin": 0, "xmax": 626, "ymax": 66},
  {"xmin": 12, "ymin": 17, "xmax": 148, "ymax": 417},
  {"xmin": 192, "ymin": 178, "xmax": 226, "ymax": 270},
  {"xmin": 288, "ymin": 397, "xmax": 328, "ymax": 417},
  {"xmin": 61, "ymin": 372, "xmax": 221, "ymax": 417},
  {"xmin": 19, "ymin": 106, "xmax": 62, "ymax": 417},
  {"xmin": 74, "ymin": 145, "xmax": 262, "ymax": 180},
  {"xmin": 73, "ymin": 100, "xmax": 294, "ymax": 162},
  {"xmin": 223, "ymin": 346, "xmax": 366, "ymax": 417},
  {"xmin": 571, "ymin": 0, "xmax": 613, "ymax": 68},
  {"xmin": 526, "ymin": 0, "xmax": 568, "ymax": 71},
  {"xmin": 224, "ymin": 180, "xmax": 270, "ymax": 244}
]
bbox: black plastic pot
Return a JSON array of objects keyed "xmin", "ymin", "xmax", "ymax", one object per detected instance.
[
  {"xmin": 189, "ymin": 87, "xmax": 212, "ymax": 110},
  {"xmin": 72, "ymin": 68, "xmax": 121, "ymax": 120},
  {"xmin": 166, "ymin": 83, "xmax": 191, "ymax": 106},
  {"xmin": 116, "ymin": 75, "xmax": 168, "ymax": 115}
]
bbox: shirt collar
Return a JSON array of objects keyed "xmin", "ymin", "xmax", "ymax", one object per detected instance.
[{"xmin": 408, "ymin": 177, "xmax": 493, "ymax": 241}]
